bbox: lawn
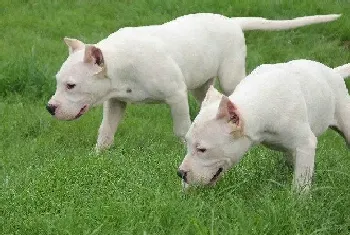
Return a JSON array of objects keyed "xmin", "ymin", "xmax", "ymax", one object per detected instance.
[{"xmin": 1, "ymin": 0, "xmax": 350, "ymax": 234}]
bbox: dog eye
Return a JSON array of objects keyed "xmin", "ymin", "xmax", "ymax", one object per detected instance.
[
  {"xmin": 66, "ymin": 84, "xmax": 76, "ymax": 89},
  {"xmin": 197, "ymin": 148, "xmax": 207, "ymax": 153}
]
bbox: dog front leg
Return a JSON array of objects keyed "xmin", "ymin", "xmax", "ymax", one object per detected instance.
[
  {"xmin": 292, "ymin": 135, "xmax": 317, "ymax": 193},
  {"xmin": 166, "ymin": 93, "xmax": 191, "ymax": 141},
  {"xmin": 96, "ymin": 98, "xmax": 127, "ymax": 153}
]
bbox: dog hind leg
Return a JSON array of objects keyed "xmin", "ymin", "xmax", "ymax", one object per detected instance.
[{"xmin": 217, "ymin": 46, "xmax": 246, "ymax": 96}]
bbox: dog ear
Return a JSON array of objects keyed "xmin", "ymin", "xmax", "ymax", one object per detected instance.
[
  {"xmin": 216, "ymin": 95, "xmax": 242, "ymax": 133},
  {"xmin": 84, "ymin": 45, "xmax": 104, "ymax": 67},
  {"xmin": 202, "ymin": 85, "xmax": 222, "ymax": 106},
  {"xmin": 64, "ymin": 37, "xmax": 85, "ymax": 55}
]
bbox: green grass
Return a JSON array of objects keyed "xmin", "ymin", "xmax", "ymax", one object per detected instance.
[{"xmin": 1, "ymin": 0, "xmax": 350, "ymax": 234}]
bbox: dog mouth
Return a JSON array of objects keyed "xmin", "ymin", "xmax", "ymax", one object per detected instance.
[
  {"xmin": 75, "ymin": 105, "xmax": 88, "ymax": 119},
  {"xmin": 209, "ymin": 167, "xmax": 223, "ymax": 184}
]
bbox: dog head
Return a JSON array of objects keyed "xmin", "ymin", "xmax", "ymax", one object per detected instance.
[
  {"xmin": 46, "ymin": 38, "xmax": 111, "ymax": 120},
  {"xmin": 178, "ymin": 86, "xmax": 253, "ymax": 187}
]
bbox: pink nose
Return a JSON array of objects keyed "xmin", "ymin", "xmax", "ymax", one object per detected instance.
[{"xmin": 46, "ymin": 104, "xmax": 57, "ymax": 115}]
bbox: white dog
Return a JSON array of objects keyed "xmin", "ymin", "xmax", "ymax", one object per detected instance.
[
  {"xmin": 177, "ymin": 59, "xmax": 350, "ymax": 192},
  {"xmin": 46, "ymin": 13, "xmax": 340, "ymax": 152}
]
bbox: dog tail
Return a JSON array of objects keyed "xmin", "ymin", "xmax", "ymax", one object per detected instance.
[
  {"xmin": 233, "ymin": 14, "xmax": 340, "ymax": 31},
  {"xmin": 334, "ymin": 64, "xmax": 350, "ymax": 79}
]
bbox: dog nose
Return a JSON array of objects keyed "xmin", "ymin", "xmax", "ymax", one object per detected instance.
[
  {"xmin": 177, "ymin": 169, "xmax": 188, "ymax": 182},
  {"xmin": 46, "ymin": 104, "xmax": 57, "ymax": 115}
]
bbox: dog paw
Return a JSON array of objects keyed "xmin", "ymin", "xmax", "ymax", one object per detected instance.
[
  {"xmin": 292, "ymin": 182, "xmax": 311, "ymax": 196},
  {"xmin": 95, "ymin": 143, "xmax": 112, "ymax": 154},
  {"xmin": 95, "ymin": 135, "xmax": 114, "ymax": 153},
  {"xmin": 88, "ymin": 149, "xmax": 100, "ymax": 157}
]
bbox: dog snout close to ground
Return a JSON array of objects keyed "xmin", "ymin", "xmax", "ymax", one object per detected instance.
[
  {"xmin": 177, "ymin": 169, "xmax": 188, "ymax": 183},
  {"xmin": 178, "ymin": 60, "xmax": 350, "ymax": 192},
  {"xmin": 46, "ymin": 104, "xmax": 57, "ymax": 116}
]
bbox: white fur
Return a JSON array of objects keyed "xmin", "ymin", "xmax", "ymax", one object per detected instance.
[
  {"xmin": 47, "ymin": 13, "xmax": 340, "ymax": 151},
  {"xmin": 178, "ymin": 59, "xmax": 350, "ymax": 192}
]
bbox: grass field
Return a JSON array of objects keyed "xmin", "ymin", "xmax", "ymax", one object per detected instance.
[{"xmin": 1, "ymin": 0, "xmax": 350, "ymax": 234}]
